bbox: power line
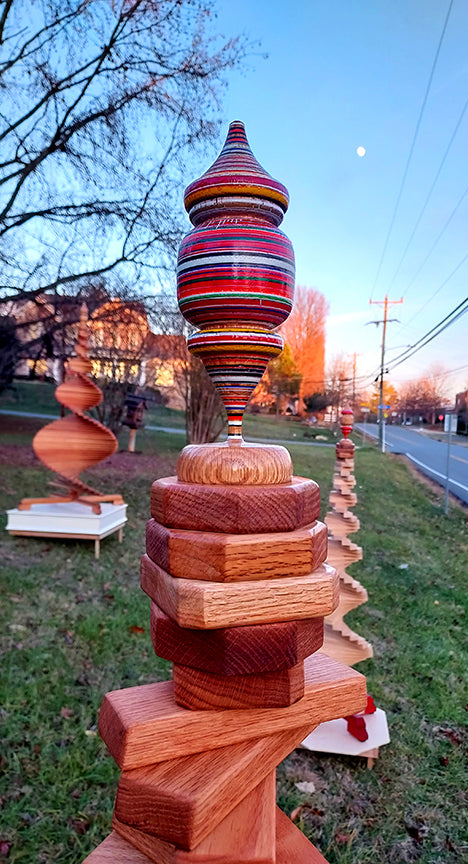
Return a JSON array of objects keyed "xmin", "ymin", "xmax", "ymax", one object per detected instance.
[
  {"xmin": 388, "ymin": 92, "xmax": 468, "ymax": 295},
  {"xmin": 401, "ymin": 180, "xmax": 468, "ymax": 310},
  {"xmin": 370, "ymin": 0, "xmax": 455, "ymax": 300},
  {"xmin": 404, "ymin": 249, "xmax": 468, "ymax": 329},
  {"xmin": 386, "ymin": 296, "xmax": 468, "ymax": 372},
  {"xmin": 387, "ymin": 295, "xmax": 467, "ymax": 364}
]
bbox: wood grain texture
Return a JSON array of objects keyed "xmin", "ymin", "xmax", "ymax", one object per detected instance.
[
  {"xmin": 325, "ymin": 510, "xmax": 360, "ymax": 537},
  {"xmin": 98, "ymin": 653, "xmax": 367, "ymax": 769},
  {"xmin": 83, "ymin": 831, "xmax": 154, "ymax": 863},
  {"xmin": 276, "ymin": 807, "xmax": 329, "ymax": 863},
  {"xmin": 173, "ymin": 661, "xmax": 304, "ymax": 710},
  {"xmin": 328, "ymin": 490, "xmax": 357, "ymax": 513},
  {"xmin": 150, "ymin": 476, "xmax": 320, "ymax": 534},
  {"xmin": 113, "ymin": 772, "xmax": 276, "ymax": 863},
  {"xmin": 115, "ymin": 724, "xmax": 313, "ymax": 849},
  {"xmin": 326, "ymin": 536, "xmax": 362, "ymax": 572},
  {"xmin": 81, "ymin": 811, "xmax": 330, "ymax": 864},
  {"xmin": 145, "ymin": 519, "xmax": 328, "ymax": 583},
  {"xmin": 150, "ymin": 604, "xmax": 324, "ymax": 674},
  {"xmin": 141, "ymin": 555, "xmax": 339, "ymax": 629},
  {"xmin": 321, "ymin": 621, "xmax": 373, "ymax": 665},
  {"xmin": 176, "ymin": 441, "xmax": 293, "ymax": 486},
  {"xmin": 325, "ymin": 571, "xmax": 367, "ymax": 624}
]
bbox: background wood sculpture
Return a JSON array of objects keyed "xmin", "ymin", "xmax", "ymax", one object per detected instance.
[
  {"xmin": 82, "ymin": 121, "xmax": 367, "ymax": 864},
  {"xmin": 302, "ymin": 408, "xmax": 389, "ymax": 768},
  {"xmin": 19, "ymin": 305, "xmax": 122, "ymax": 514},
  {"xmin": 322, "ymin": 408, "xmax": 373, "ymax": 665}
]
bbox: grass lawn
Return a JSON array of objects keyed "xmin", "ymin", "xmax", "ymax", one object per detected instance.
[
  {"xmin": 0, "ymin": 380, "xmax": 338, "ymax": 444},
  {"xmin": 0, "ymin": 421, "xmax": 466, "ymax": 864}
]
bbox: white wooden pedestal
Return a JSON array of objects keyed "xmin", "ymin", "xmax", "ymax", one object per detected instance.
[
  {"xmin": 301, "ymin": 707, "xmax": 390, "ymax": 767},
  {"xmin": 6, "ymin": 501, "xmax": 127, "ymax": 558}
]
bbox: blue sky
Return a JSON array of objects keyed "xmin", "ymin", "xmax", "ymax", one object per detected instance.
[{"xmin": 206, "ymin": 0, "xmax": 468, "ymax": 399}]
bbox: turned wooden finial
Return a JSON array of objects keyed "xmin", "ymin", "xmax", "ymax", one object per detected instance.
[
  {"xmin": 176, "ymin": 121, "xmax": 296, "ymax": 484},
  {"xmin": 177, "ymin": 120, "xmax": 295, "ymax": 439}
]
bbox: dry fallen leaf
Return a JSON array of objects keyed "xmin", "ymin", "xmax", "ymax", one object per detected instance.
[
  {"xmin": 60, "ymin": 707, "xmax": 74, "ymax": 719},
  {"xmin": 295, "ymin": 780, "xmax": 316, "ymax": 795}
]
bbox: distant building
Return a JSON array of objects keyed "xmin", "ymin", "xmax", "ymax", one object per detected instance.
[{"xmin": 455, "ymin": 389, "xmax": 468, "ymax": 436}]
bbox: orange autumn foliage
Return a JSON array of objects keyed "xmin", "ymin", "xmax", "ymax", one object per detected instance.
[{"xmin": 280, "ymin": 286, "xmax": 328, "ymax": 408}]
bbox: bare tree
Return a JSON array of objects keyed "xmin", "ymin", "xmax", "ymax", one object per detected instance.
[
  {"xmin": 0, "ymin": 0, "xmax": 246, "ymax": 312},
  {"xmin": 325, "ymin": 353, "xmax": 353, "ymax": 423}
]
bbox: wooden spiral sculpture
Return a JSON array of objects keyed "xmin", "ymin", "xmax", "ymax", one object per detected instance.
[
  {"xmin": 20, "ymin": 306, "xmax": 122, "ymax": 513},
  {"xmin": 322, "ymin": 409, "xmax": 373, "ymax": 664},
  {"xmin": 83, "ymin": 122, "xmax": 367, "ymax": 864}
]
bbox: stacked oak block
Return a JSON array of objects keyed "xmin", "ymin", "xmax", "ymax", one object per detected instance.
[
  {"xmin": 82, "ymin": 122, "xmax": 366, "ymax": 863},
  {"xmin": 322, "ymin": 410, "xmax": 373, "ymax": 666}
]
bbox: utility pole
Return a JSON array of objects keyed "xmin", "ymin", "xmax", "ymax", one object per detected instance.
[{"xmin": 369, "ymin": 295, "xmax": 403, "ymax": 451}]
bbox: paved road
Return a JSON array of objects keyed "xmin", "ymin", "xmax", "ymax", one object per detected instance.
[{"xmin": 356, "ymin": 423, "xmax": 468, "ymax": 505}]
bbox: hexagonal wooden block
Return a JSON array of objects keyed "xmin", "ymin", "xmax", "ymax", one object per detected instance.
[
  {"xmin": 150, "ymin": 603, "xmax": 324, "ymax": 675},
  {"xmin": 141, "ymin": 555, "xmax": 338, "ymax": 629},
  {"xmin": 150, "ymin": 476, "xmax": 320, "ymax": 534},
  {"xmin": 145, "ymin": 519, "xmax": 328, "ymax": 582}
]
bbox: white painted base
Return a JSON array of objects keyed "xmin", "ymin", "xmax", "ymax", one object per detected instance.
[
  {"xmin": 301, "ymin": 708, "xmax": 390, "ymax": 757},
  {"xmin": 6, "ymin": 502, "xmax": 127, "ymax": 558}
]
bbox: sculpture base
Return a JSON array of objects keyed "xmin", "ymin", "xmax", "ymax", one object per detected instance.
[
  {"xmin": 6, "ymin": 501, "xmax": 127, "ymax": 559},
  {"xmin": 82, "ymin": 808, "xmax": 329, "ymax": 863},
  {"xmin": 301, "ymin": 707, "xmax": 390, "ymax": 761},
  {"xmin": 176, "ymin": 439, "xmax": 293, "ymax": 485}
]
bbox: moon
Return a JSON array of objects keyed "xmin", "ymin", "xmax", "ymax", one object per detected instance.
[{"xmin": 357, "ymin": 146, "xmax": 366, "ymax": 157}]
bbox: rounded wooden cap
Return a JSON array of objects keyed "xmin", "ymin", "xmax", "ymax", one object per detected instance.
[{"xmin": 176, "ymin": 440, "xmax": 293, "ymax": 485}]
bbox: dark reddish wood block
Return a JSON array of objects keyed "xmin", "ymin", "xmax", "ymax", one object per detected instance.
[
  {"xmin": 173, "ymin": 661, "xmax": 304, "ymax": 710},
  {"xmin": 114, "ymin": 724, "xmax": 313, "ymax": 849},
  {"xmin": 336, "ymin": 439, "xmax": 355, "ymax": 460},
  {"xmin": 150, "ymin": 476, "xmax": 320, "ymax": 534},
  {"xmin": 150, "ymin": 603, "xmax": 324, "ymax": 675},
  {"xmin": 145, "ymin": 519, "xmax": 328, "ymax": 582}
]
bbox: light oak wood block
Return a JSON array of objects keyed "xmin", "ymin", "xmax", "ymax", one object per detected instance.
[
  {"xmin": 276, "ymin": 807, "xmax": 329, "ymax": 863},
  {"xmin": 113, "ymin": 772, "xmax": 276, "ymax": 863},
  {"xmin": 98, "ymin": 653, "xmax": 367, "ymax": 769},
  {"xmin": 329, "ymin": 490, "xmax": 357, "ymax": 513},
  {"xmin": 333, "ymin": 472, "xmax": 356, "ymax": 492},
  {"xmin": 145, "ymin": 519, "xmax": 328, "ymax": 583},
  {"xmin": 141, "ymin": 556, "xmax": 339, "ymax": 629},
  {"xmin": 326, "ymin": 571, "xmax": 368, "ymax": 624},
  {"xmin": 83, "ymin": 831, "xmax": 154, "ymax": 863},
  {"xmin": 115, "ymin": 724, "xmax": 313, "ymax": 848},
  {"xmin": 173, "ymin": 661, "xmax": 304, "ymax": 710},
  {"xmin": 150, "ymin": 476, "xmax": 320, "ymax": 534},
  {"xmin": 150, "ymin": 604, "xmax": 324, "ymax": 675},
  {"xmin": 176, "ymin": 441, "xmax": 293, "ymax": 486},
  {"xmin": 326, "ymin": 536, "xmax": 362, "ymax": 571},
  {"xmin": 325, "ymin": 510, "xmax": 360, "ymax": 537},
  {"xmin": 322, "ymin": 621, "xmax": 373, "ymax": 666}
]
